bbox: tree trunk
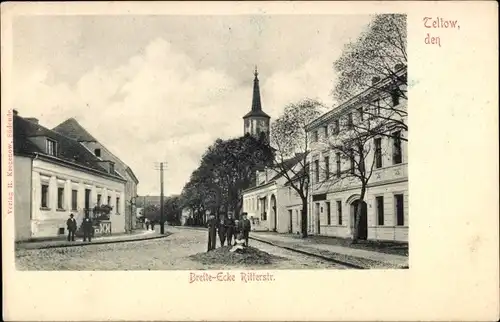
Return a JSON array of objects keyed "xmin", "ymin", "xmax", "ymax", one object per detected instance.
[
  {"xmin": 300, "ymin": 196, "xmax": 308, "ymax": 238},
  {"xmin": 352, "ymin": 185, "xmax": 366, "ymax": 244}
]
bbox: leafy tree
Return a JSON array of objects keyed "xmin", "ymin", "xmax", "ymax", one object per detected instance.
[
  {"xmin": 164, "ymin": 195, "xmax": 182, "ymax": 225},
  {"xmin": 333, "ymin": 14, "xmax": 407, "ymax": 141},
  {"xmin": 144, "ymin": 204, "xmax": 161, "ymax": 222},
  {"xmin": 180, "ymin": 134, "xmax": 274, "ymax": 224},
  {"xmin": 270, "ymin": 98, "xmax": 324, "ymax": 237}
]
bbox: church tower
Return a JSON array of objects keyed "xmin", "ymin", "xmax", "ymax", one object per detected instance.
[{"xmin": 243, "ymin": 66, "xmax": 270, "ymax": 140}]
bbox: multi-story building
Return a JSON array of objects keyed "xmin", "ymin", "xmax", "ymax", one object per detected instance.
[
  {"xmin": 53, "ymin": 118, "xmax": 139, "ymax": 232},
  {"xmin": 13, "ymin": 111, "xmax": 127, "ymax": 241},
  {"xmin": 305, "ymin": 65, "xmax": 408, "ymax": 242}
]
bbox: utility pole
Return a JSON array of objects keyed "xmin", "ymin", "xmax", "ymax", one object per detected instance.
[{"xmin": 155, "ymin": 161, "xmax": 167, "ymax": 235}]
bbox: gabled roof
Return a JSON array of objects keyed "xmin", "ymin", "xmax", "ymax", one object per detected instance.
[
  {"xmin": 13, "ymin": 114, "xmax": 125, "ymax": 181},
  {"xmin": 54, "ymin": 118, "xmax": 139, "ymax": 184},
  {"xmin": 243, "ymin": 153, "xmax": 304, "ymax": 193},
  {"xmin": 126, "ymin": 166, "xmax": 140, "ymax": 184},
  {"xmin": 52, "ymin": 118, "xmax": 97, "ymax": 142},
  {"xmin": 283, "ymin": 167, "xmax": 307, "ymax": 186}
]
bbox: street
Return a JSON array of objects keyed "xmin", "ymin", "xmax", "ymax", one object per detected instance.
[{"xmin": 15, "ymin": 227, "xmax": 345, "ymax": 270}]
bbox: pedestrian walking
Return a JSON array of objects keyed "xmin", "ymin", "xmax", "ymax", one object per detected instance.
[
  {"xmin": 241, "ymin": 212, "xmax": 252, "ymax": 247},
  {"xmin": 82, "ymin": 214, "xmax": 93, "ymax": 242},
  {"xmin": 224, "ymin": 214, "xmax": 235, "ymax": 246},
  {"xmin": 207, "ymin": 214, "xmax": 217, "ymax": 251},
  {"xmin": 66, "ymin": 214, "xmax": 77, "ymax": 241},
  {"xmin": 217, "ymin": 215, "xmax": 226, "ymax": 247},
  {"xmin": 145, "ymin": 218, "xmax": 150, "ymax": 230},
  {"xmin": 150, "ymin": 220, "xmax": 156, "ymax": 231}
]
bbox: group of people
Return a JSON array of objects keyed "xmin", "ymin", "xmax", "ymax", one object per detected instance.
[
  {"xmin": 207, "ymin": 212, "xmax": 252, "ymax": 251},
  {"xmin": 66, "ymin": 213, "xmax": 94, "ymax": 242}
]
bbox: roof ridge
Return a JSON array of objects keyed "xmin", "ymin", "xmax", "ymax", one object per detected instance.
[
  {"xmin": 14, "ymin": 115, "xmax": 120, "ymax": 179},
  {"xmin": 53, "ymin": 117, "xmax": 98, "ymax": 142}
]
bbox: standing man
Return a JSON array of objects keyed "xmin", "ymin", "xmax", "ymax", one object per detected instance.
[
  {"xmin": 224, "ymin": 213, "xmax": 235, "ymax": 246},
  {"xmin": 82, "ymin": 214, "xmax": 93, "ymax": 242},
  {"xmin": 207, "ymin": 214, "xmax": 217, "ymax": 252},
  {"xmin": 217, "ymin": 214, "xmax": 226, "ymax": 247},
  {"xmin": 241, "ymin": 212, "xmax": 252, "ymax": 247},
  {"xmin": 66, "ymin": 214, "xmax": 77, "ymax": 242}
]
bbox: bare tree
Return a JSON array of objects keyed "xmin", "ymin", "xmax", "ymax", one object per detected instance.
[
  {"xmin": 270, "ymin": 98, "xmax": 324, "ymax": 238},
  {"xmin": 315, "ymin": 113, "xmax": 393, "ymax": 243},
  {"xmin": 333, "ymin": 14, "xmax": 407, "ymax": 141}
]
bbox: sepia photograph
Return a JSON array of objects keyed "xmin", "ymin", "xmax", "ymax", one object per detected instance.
[
  {"xmin": 10, "ymin": 13, "xmax": 409, "ymax": 271},
  {"xmin": 3, "ymin": 2, "xmax": 499, "ymax": 322}
]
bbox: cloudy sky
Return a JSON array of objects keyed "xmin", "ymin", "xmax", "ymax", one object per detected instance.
[{"xmin": 12, "ymin": 14, "xmax": 372, "ymax": 195}]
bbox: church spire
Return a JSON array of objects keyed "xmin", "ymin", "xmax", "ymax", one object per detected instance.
[
  {"xmin": 251, "ymin": 66, "xmax": 262, "ymax": 112},
  {"xmin": 242, "ymin": 65, "xmax": 271, "ymax": 139}
]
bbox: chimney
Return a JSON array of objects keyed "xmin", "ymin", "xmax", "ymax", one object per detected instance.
[
  {"xmin": 371, "ymin": 76, "xmax": 381, "ymax": 85},
  {"xmin": 25, "ymin": 117, "xmax": 39, "ymax": 124},
  {"xmin": 395, "ymin": 63, "xmax": 405, "ymax": 71},
  {"xmin": 13, "ymin": 109, "xmax": 19, "ymax": 116}
]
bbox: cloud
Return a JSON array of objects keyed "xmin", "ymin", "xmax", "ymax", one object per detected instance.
[
  {"xmin": 12, "ymin": 16, "xmax": 371, "ymax": 195},
  {"xmin": 13, "ymin": 37, "xmax": 255, "ymax": 195}
]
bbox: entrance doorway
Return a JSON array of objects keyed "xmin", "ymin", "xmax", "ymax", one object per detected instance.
[
  {"xmin": 288, "ymin": 210, "xmax": 293, "ymax": 233},
  {"xmin": 270, "ymin": 194, "xmax": 277, "ymax": 232},
  {"xmin": 350, "ymin": 200, "xmax": 368, "ymax": 240},
  {"xmin": 84, "ymin": 189, "xmax": 91, "ymax": 215},
  {"xmin": 315, "ymin": 203, "xmax": 321, "ymax": 235}
]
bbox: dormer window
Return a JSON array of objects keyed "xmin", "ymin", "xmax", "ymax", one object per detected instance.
[
  {"xmin": 46, "ymin": 139, "xmax": 57, "ymax": 156},
  {"xmin": 94, "ymin": 148, "xmax": 101, "ymax": 157}
]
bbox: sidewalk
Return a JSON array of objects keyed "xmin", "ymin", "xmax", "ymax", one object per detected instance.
[
  {"xmin": 16, "ymin": 229, "xmax": 170, "ymax": 250},
  {"xmin": 250, "ymin": 232, "xmax": 409, "ymax": 269}
]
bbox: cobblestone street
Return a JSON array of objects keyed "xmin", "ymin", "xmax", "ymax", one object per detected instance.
[{"xmin": 15, "ymin": 227, "xmax": 344, "ymax": 270}]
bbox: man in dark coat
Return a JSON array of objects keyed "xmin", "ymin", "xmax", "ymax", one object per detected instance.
[
  {"xmin": 66, "ymin": 214, "xmax": 77, "ymax": 241},
  {"xmin": 241, "ymin": 213, "xmax": 252, "ymax": 247},
  {"xmin": 224, "ymin": 214, "xmax": 235, "ymax": 246},
  {"xmin": 217, "ymin": 215, "xmax": 226, "ymax": 247},
  {"xmin": 82, "ymin": 214, "xmax": 93, "ymax": 242},
  {"xmin": 207, "ymin": 215, "xmax": 217, "ymax": 251}
]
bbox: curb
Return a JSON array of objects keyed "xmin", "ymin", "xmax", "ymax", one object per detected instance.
[
  {"xmin": 249, "ymin": 236, "xmax": 366, "ymax": 269},
  {"xmin": 16, "ymin": 233, "xmax": 172, "ymax": 250},
  {"xmin": 175, "ymin": 227, "xmax": 408, "ymax": 269}
]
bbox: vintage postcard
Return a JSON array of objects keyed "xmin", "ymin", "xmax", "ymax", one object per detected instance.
[{"xmin": 2, "ymin": 1, "xmax": 498, "ymax": 321}]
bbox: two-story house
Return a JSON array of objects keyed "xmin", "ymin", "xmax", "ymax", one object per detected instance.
[
  {"xmin": 305, "ymin": 65, "xmax": 408, "ymax": 242},
  {"xmin": 242, "ymin": 154, "xmax": 304, "ymax": 233},
  {"xmin": 53, "ymin": 118, "xmax": 139, "ymax": 232},
  {"xmin": 13, "ymin": 111, "xmax": 127, "ymax": 241}
]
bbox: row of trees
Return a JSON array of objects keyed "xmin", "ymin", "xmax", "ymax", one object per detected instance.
[
  {"xmin": 180, "ymin": 14, "xmax": 407, "ymax": 242},
  {"xmin": 142, "ymin": 195, "xmax": 182, "ymax": 225}
]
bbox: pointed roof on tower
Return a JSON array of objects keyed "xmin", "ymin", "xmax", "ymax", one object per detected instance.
[{"xmin": 243, "ymin": 66, "xmax": 270, "ymax": 119}]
